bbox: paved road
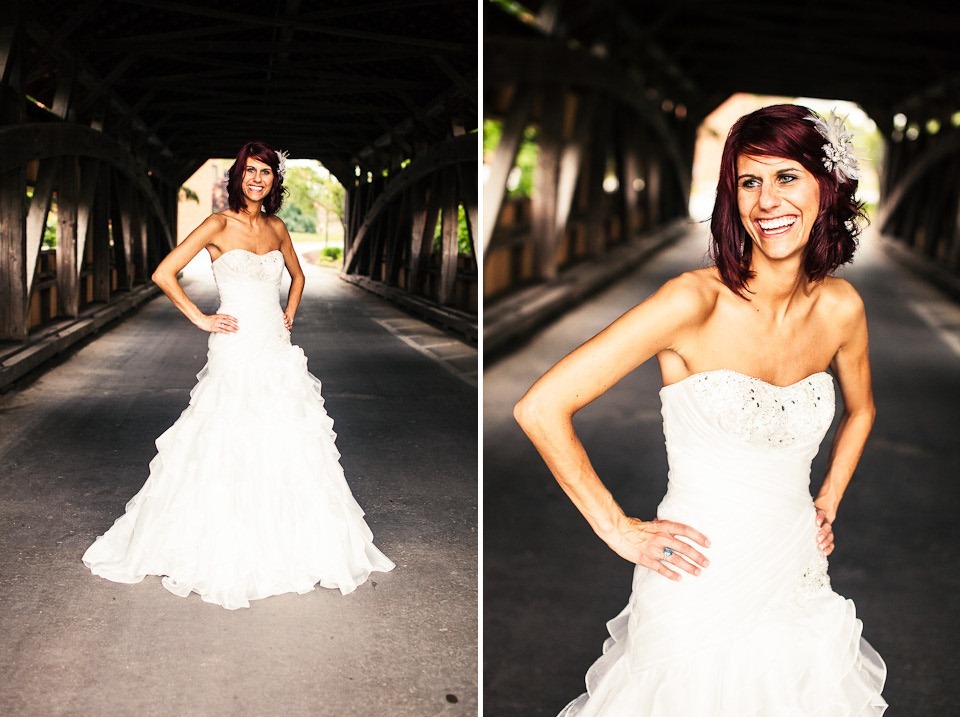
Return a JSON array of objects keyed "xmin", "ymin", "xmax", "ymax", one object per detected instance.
[
  {"xmin": 0, "ymin": 255, "xmax": 477, "ymax": 716},
  {"xmin": 483, "ymin": 226, "xmax": 960, "ymax": 716}
]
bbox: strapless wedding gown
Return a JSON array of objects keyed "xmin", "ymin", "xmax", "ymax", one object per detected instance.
[
  {"xmin": 83, "ymin": 249, "xmax": 395, "ymax": 609},
  {"xmin": 560, "ymin": 370, "xmax": 887, "ymax": 716}
]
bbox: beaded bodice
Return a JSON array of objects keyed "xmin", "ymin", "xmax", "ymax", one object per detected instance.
[
  {"xmin": 208, "ymin": 249, "xmax": 289, "ymax": 352},
  {"xmin": 684, "ymin": 370, "xmax": 835, "ymax": 449},
  {"xmin": 212, "ymin": 248, "xmax": 284, "ymax": 285}
]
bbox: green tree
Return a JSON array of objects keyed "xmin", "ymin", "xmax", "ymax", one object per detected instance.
[{"xmin": 277, "ymin": 163, "xmax": 344, "ymax": 236}]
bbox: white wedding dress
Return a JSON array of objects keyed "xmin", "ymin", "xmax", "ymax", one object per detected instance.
[
  {"xmin": 560, "ymin": 370, "xmax": 887, "ymax": 716},
  {"xmin": 83, "ymin": 249, "xmax": 395, "ymax": 609}
]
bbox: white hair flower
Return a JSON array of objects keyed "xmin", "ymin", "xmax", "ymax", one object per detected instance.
[
  {"xmin": 276, "ymin": 149, "xmax": 289, "ymax": 181},
  {"xmin": 806, "ymin": 111, "xmax": 860, "ymax": 183}
]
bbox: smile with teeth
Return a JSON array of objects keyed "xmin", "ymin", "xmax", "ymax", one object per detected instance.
[{"xmin": 757, "ymin": 215, "xmax": 796, "ymax": 235}]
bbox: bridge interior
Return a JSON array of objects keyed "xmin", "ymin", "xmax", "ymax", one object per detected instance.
[
  {"xmin": 0, "ymin": 2, "xmax": 478, "ymax": 714},
  {"xmin": 483, "ymin": 1, "xmax": 960, "ymax": 713},
  {"xmin": 1, "ymin": 0, "xmax": 478, "ymax": 388},
  {"xmin": 483, "ymin": 0, "xmax": 960, "ymax": 347}
]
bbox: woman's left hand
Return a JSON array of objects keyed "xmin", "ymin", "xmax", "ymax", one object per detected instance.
[
  {"xmin": 815, "ymin": 508, "xmax": 835, "ymax": 556},
  {"xmin": 282, "ymin": 309, "xmax": 295, "ymax": 330}
]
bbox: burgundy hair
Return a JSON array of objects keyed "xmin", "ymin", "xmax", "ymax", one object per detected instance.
[
  {"xmin": 710, "ymin": 104, "xmax": 867, "ymax": 297},
  {"xmin": 226, "ymin": 140, "xmax": 285, "ymax": 215}
]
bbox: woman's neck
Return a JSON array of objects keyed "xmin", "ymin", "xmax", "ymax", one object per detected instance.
[
  {"xmin": 745, "ymin": 254, "xmax": 812, "ymax": 321},
  {"xmin": 236, "ymin": 201, "xmax": 264, "ymax": 227}
]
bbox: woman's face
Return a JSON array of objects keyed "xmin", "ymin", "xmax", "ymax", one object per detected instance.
[
  {"xmin": 241, "ymin": 157, "xmax": 274, "ymax": 203},
  {"xmin": 736, "ymin": 154, "xmax": 820, "ymax": 263}
]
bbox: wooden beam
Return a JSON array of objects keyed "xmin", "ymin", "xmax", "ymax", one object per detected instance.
[
  {"xmin": 57, "ymin": 155, "xmax": 80, "ymax": 318},
  {"xmin": 115, "ymin": 179, "xmax": 135, "ymax": 290},
  {"xmin": 456, "ymin": 160, "xmax": 478, "ymax": 258},
  {"xmin": 0, "ymin": 164, "xmax": 27, "ymax": 340},
  {"xmin": 585, "ymin": 99, "xmax": 611, "ymax": 257},
  {"xmin": 118, "ymin": 0, "xmax": 469, "ymax": 52},
  {"xmin": 342, "ymin": 133, "xmax": 474, "ymax": 274},
  {"xmin": 485, "ymin": 38, "xmax": 691, "ymax": 201},
  {"xmin": 555, "ymin": 93, "xmax": 598, "ymax": 248},
  {"xmin": 91, "ymin": 165, "xmax": 110, "ymax": 303},
  {"xmin": 76, "ymin": 158, "xmax": 100, "ymax": 275},
  {"xmin": 531, "ymin": 87, "xmax": 565, "ymax": 281},
  {"xmin": 481, "ymin": 86, "xmax": 533, "ymax": 256},
  {"xmin": 25, "ymin": 157, "xmax": 57, "ymax": 294},
  {"xmin": 0, "ymin": 122, "xmax": 175, "ymax": 247},
  {"xmin": 408, "ymin": 172, "xmax": 442, "ymax": 295},
  {"xmin": 438, "ymin": 166, "xmax": 459, "ymax": 305},
  {"xmin": 879, "ymin": 132, "xmax": 960, "ymax": 230}
]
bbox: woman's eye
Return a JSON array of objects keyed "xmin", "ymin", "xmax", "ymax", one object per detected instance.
[
  {"xmin": 740, "ymin": 179, "xmax": 759, "ymax": 189},
  {"xmin": 779, "ymin": 174, "xmax": 797, "ymax": 183}
]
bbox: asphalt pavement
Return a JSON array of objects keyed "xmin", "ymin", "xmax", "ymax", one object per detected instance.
[
  {"xmin": 483, "ymin": 226, "xmax": 960, "ymax": 716},
  {"xmin": 0, "ymin": 254, "xmax": 478, "ymax": 716}
]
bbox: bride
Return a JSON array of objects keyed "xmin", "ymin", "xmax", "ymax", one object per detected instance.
[
  {"xmin": 514, "ymin": 105, "xmax": 887, "ymax": 714},
  {"xmin": 83, "ymin": 140, "xmax": 395, "ymax": 609}
]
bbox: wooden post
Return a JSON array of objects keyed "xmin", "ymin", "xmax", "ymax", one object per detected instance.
[
  {"xmin": 555, "ymin": 93, "xmax": 597, "ymax": 250},
  {"xmin": 438, "ymin": 166, "xmax": 459, "ymax": 305},
  {"xmin": 76, "ymin": 158, "xmax": 99, "ymax": 278},
  {"xmin": 531, "ymin": 86, "xmax": 565, "ymax": 281},
  {"xmin": 409, "ymin": 172, "xmax": 442, "ymax": 295},
  {"xmin": 25, "ymin": 157, "xmax": 57, "ymax": 293},
  {"xmin": 112, "ymin": 176, "xmax": 133, "ymax": 290},
  {"xmin": 647, "ymin": 150, "xmax": 662, "ymax": 228},
  {"xmin": 586, "ymin": 98, "xmax": 611, "ymax": 258},
  {"xmin": 482, "ymin": 87, "xmax": 533, "ymax": 255},
  {"xmin": 56, "ymin": 155, "xmax": 80, "ymax": 318},
  {"xmin": 91, "ymin": 164, "xmax": 110, "ymax": 302},
  {"xmin": 385, "ymin": 188, "xmax": 411, "ymax": 286},
  {"xmin": 456, "ymin": 160, "xmax": 478, "ymax": 258},
  {"xmin": 0, "ymin": 163, "xmax": 27, "ymax": 339},
  {"xmin": 618, "ymin": 113, "xmax": 641, "ymax": 240}
]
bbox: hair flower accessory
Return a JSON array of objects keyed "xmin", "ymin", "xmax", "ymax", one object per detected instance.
[
  {"xmin": 276, "ymin": 149, "xmax": 289, "ymax": 181},
  {"xmin": 806, "ymin": 111, "xmax": 860, "ymax": 183}
]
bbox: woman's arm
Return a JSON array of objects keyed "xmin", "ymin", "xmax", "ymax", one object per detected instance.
[
  {"xmin": 274, "ymin": 217, "xmax": 304, "ymax": 329},
  {"xmin": 814, "ymin": 285, "xmax": 875, "ymax": 556},
  {"xmin": 514, "ymin": 275, "xmax": 712, "ymax": 580},
  {"xmin": 151, "ymin": 214, "xmax": 238, "ymax": 333}
]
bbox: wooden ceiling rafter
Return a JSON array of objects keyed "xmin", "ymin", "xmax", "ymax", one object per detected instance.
[{"xmin": 116, "ymin": 0, "xmax": 470, "ymax": 53}]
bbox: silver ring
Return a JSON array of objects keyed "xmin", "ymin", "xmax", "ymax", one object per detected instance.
[{"xmin": 663, "ymin": 547, "xmax": 674, "ymax": 557}]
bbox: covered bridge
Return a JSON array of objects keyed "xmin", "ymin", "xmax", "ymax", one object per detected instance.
[
  {"xmin": 483, "ymin": 0, "xmax": 960, "ymax": 349},
  {"xmin": 0, "ymin": 0, "xmax": 477, "ymax": 387}
]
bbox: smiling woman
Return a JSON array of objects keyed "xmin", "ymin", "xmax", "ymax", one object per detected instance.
[
  {"xmin": 82, "ymin": 140, "xmax": 395, "ymax": 609},
  {"xmin": 514, "ymin": 105, "xmax": 887, "ymax": 714},
  {"xmin": 226, "ymin": 141, "xmax": 287, "ymax": 216}
]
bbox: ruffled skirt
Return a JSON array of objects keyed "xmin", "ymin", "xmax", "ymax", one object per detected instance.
[
  {"xmin": 82, "ymin": 336, "xmax": 395, "ymax": 609},
  {"xmin": 559, "ymin": 586, "xmax": 887, "ymax": 716}
]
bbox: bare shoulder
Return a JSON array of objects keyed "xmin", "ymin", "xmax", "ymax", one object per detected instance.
[
  {"xmin": 652, "ymin": 268, "xmax": 721, "ymax": 321},
  {"xmin": 266, "ymin": 214, "xmax": 288, "ymax": 229},
  {"xmin": 204, "ymin": 212, "xmax": 229, "ymax": 229},
  {"xmin": 818, "ymin": 276, "xmax": 866, "ymax": 326}
]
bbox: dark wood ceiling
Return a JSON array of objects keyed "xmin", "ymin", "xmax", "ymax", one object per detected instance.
[
  {"xmin": 23, "ymin": 0, "xmax": 477, "ymax": 183},
  {"xmin": 485, "ymin": 0, "xmax": 960, "ymax": 126}
]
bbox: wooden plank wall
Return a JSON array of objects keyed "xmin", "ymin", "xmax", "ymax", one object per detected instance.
[
  {"xmin": 0, "ymin": 7, "xmax": 181, "ymax": 343},
  {"xmin": 880, "ymin": 123, "xmax": 960, "ymax": 274},
  {"xmin": 483, "ymin": 84, "xmax": 693, "ymax": 303},
  {"xmin": 342, "ymin": 132, "xmax": 478, "ymax": 314}
]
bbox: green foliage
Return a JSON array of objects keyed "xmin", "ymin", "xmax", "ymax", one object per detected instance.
[
  {"xmin": 43, "ymin": 200, "xmax": 57, "ymax": 248},
  {"xmin": 432, "ymin": 204, "xmax": 474, "ymax": 255},
  {"xmin": 278, "ymin": 202, "xmax": 316, "ymax": 233},
  {"xmin": 322, "ymin": 246, "xmax": 342, "ymax": 261},
  {"xmin": 277, "ymin": 162, "xmax": 344, "ymax": 233},
  {"xmin": 483, "ymin": 118, "xmax": 538, "ymax": 198}
]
